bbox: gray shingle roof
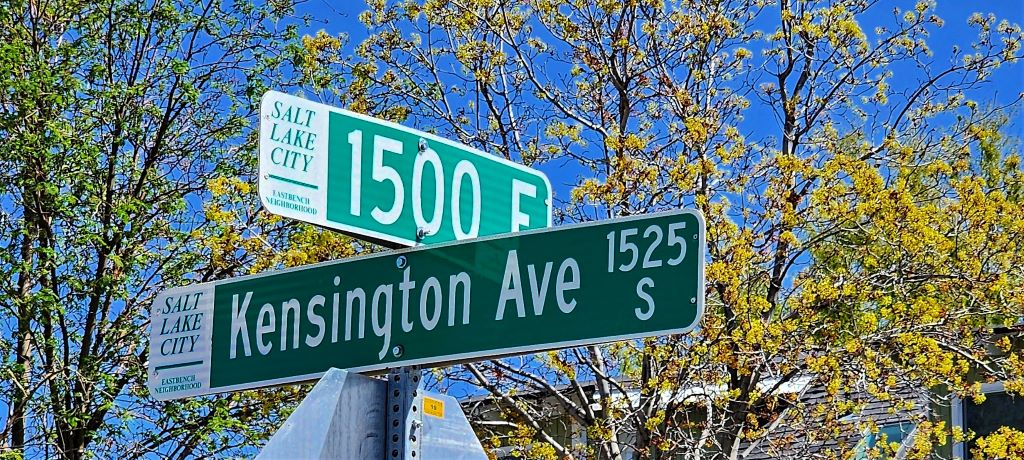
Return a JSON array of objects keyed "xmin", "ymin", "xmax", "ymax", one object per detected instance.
[{"xmin": 739, "ymin": 383, "xmax": 928, "ymax": 459}]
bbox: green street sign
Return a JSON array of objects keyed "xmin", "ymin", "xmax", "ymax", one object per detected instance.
[
  {"xmin": 148, "ymin": 210, "xmax": 705, "ymax": 400},
  {"xmin": 258, "ymin": 90, "xmax": 552, "ymax": 247}
]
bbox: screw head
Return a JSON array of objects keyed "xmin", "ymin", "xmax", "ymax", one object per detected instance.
[
  {"xmin": 690, "ymin": 297, "xmax": 697, "ymax": 304},
  {"xmin": 392, "ymin": 345, "xmax": 404, "ymax": 357},
  {"xmin": 418, "ymin": 138, "xmax": 428, "ymax": 152},
  {"xmin": 395, "ymin": 256, "xmax": 408, "ymax": 269}
]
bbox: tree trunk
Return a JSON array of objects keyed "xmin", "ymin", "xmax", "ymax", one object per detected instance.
[{"xmin": 11, "ymin": 218, "xmax": 35, "ymax": 451}]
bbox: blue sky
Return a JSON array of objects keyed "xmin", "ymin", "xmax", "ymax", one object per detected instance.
[
  {"xmin": 294, "ymin": 0, "xmax": 1023, "ymax": 200},
  {"xmin": 303, "ymin": 1, "xmax": 1022, "ymax": 97}
]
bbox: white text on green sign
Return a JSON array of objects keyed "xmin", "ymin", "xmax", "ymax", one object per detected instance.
[
  {"xmin": 147, "ymin": 210, "xmax": 705, "ymax": 400},
  {"xmin": 258, "ymin": 90, "xmax": 552, "ymax": 246}
]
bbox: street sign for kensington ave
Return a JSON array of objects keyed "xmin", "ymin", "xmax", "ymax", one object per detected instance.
[
  {"xmin": 148, "ymin": 210, "xmax": 705, "ymax": 400},
  {"xmin": 258, "ymin": 90, "xmax": 552, "ymax": 247}
]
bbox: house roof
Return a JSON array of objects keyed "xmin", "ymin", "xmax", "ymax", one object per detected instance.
[
  {"xmin": 459, "ymin": 374, "xmax": 929, "ymax": 459},
  {"xmin": 739, "ymin": 382, "xmax": 929, "ymax": 459}
]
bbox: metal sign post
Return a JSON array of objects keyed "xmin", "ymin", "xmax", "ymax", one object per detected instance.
[
  {"xmin": 256, "ymin": 367, "xmax": 486, "ymax": 460},
  {"xmin": 387, "ymin": 367, "xmax": 422, "ymax": 460}
]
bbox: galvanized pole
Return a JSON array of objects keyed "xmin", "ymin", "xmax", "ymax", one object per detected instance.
[{"xmin": 386, "ymin": 366, "xmax": 423, "ymax": 460}]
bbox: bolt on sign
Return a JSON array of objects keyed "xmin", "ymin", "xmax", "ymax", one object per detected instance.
[
  {"xmin": 148, "ymin": 210, "xmax": 705, "ymax": 400},
  {"xmin": 258, "ymin": 90, "xmax": 552, "ymax": 247}
]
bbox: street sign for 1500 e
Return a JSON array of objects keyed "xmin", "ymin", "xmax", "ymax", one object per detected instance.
[
  {"xmin": 258, "ymin": 90, "xmax": 552, "ymax": 247},
  {"xmin": 148, "ymin": 210, "xmax": 705, "ymax": 400}
]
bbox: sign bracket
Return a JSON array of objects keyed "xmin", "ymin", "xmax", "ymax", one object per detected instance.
[{"xmin": 256, "ymin": 367, "xmax": 487, "ymax": 459}]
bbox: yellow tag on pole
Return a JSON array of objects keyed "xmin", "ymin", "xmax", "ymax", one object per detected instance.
[{"xmin": 423, "ymin": 396, "xmax": 445, "ymax": 418}]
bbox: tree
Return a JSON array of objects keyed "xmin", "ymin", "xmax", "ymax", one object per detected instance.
[
  {"xmin": 5, "ymin": 0, "xmax": 1018, "ymax": 458},
  {"xmin": 0, "ymin": 0, "xmax": 313, "ymax": 458},
  {"xmin": 317, "ymin": 0, "xmax": 1024, "ymax": 458}
]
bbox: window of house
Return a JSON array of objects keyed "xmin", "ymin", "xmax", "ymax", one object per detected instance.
[
  {"xmin": 955, "ymin": 383, "xmax": 1024, "ymax": 458},
  {"xmin": 853, "ymin": 422, "xmax": 916, "ymax": 459}
]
